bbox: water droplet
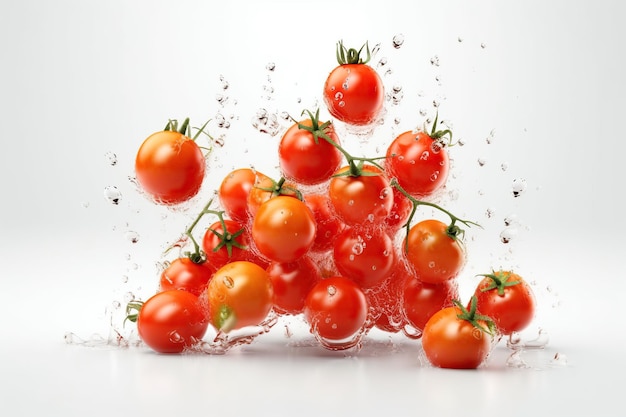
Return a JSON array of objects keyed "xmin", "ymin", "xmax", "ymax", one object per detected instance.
[
  {"xmin": 428, "ymin": 261, "xmax": 436, "ymax": 268},
  {"xmin": 500, "ymin": 227, "xmax": 518, "ymax": 244},
  {"xmin": 103, "ymin": 186, "xmax": 121, "ymax": 205},
  {"xmin": 524, "ymin": 328, "xmax": 550, "ymax": 348},
  {"xmin": 501, "ymin": 162, "xmax": 509, "ymax": 171},
  {"xmin": 477, "ymin": 158, "xmax": 486, "ymax": 167},
  {"xmin": 338, "ymin": 101, "xmax": 345, "ymax": 108},
  {"xmin": 105, "ymin": 151, "xmax": 118, "ymax": 166},
  {"xmin": 327, "ymin": 285, "xmax": 337, "ymax": 296},
  {"xmin": 392, "ymin": 33, "xmax": 404, "ymax": 49},
  {"xmin": 169, "ymin": 331, "xmax": 184, "ymax": 344},
  {"xmin": 485, "ymin": 207, "xmax": 496, "ymax": 218},
  {"xmin": 550, "ymin": 352, "xmax": 568, "ymax": 367},
  {"xmin": 480, "ymin": 42, "xmax": 487, "ymax": 49},
  {"xmin": 457, "ymin": 36, "xmax": 463, "ymax": 43},
  {"xmin": 352, "ymin": 242, "xmax": 364, "ymax": 255},
  {"xmin": 420, "ymin": 151, "xmax": 430, "ymax": 160},
  {"xmin": 81, "ymin": 201, "xmax": 90, "ymax": 208},
  {"xmin": 252, "ymin": 108, "xmax": 280, "ymax": 136},
  {"xmin": 486, "ymin": 130, "xmax": 496, "ymax": 144},
  {"xmin": 512, "ymin": 178, "xmax": 527, "ymax": 197},
  {"xmin": 430, "ymin": 55, "xmax": 440, "ymax": 66},
  {"xmin": 335, "ymin": 92, "xmax": 344, "ymax": 100},
  {"xmin": 266, "ymin": 62, "xmax": 276, "ymax": 71},
  {"xmin": 504, "ymin": 214, "xmax": 519, "ymax": 227},
  {"xmin": 215, "ymin": 93, "xmax": 227, "ymax": 105},
  {"xmin": 222, "ymin": 276, "xmax": 234, "ymax": 289},
  {"xmin": 377, "ymin": 57, "xmax": 387, "ymax": 68},
  {"xmin": 506, "ymin": 351, "xmax": 529, "ymax": 369},
  {"xmin": 121, "ymin": 275, "xmax": 129, "ymax": 284},
  {"xmin": 430, "ymin": 171, "xmax": 439, "ymax": 181},
  {"xmin": 123, "ymin": 292, "xmax": 135, "ymax": 303},
  {"xmin": 125, "ymin": 231, "xmax": 139, "ymax": 244}
]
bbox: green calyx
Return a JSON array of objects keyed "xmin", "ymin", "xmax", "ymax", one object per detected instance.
[
  {"xmin": 477, "ymin": 271, "xmax": 521, "ymax": 296},
  {"xmin": 164, "ymin": 117, "xmax": 215, "ymax": 155},
  {"xmin": 124, "ymin": 300, "xmax": 144, "ymax": 326},
  {"xmin": 254, "ymin": 176, "xmax": 304, "ymax": 201},
  {"xmin": 336, "ymin": 40, "xmax": 372, "ymax": 65},
  {"xmin": 425, "ymin": 112, "xmax": 453, "ymax": 147},
  {"xmin": 453, "ymin": 296, "xmax": 496, "ymax": 336},
  {"xmin": 208, "ymin": 212, "xmax": 247, "ymax": 258}
]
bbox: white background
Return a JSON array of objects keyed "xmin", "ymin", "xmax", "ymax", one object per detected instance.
[{"xmin": 1, "ymin": 0, "xmax": 625, "ymax": 416}]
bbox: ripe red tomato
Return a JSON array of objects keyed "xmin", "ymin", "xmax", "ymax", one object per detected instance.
[
  {"xmin": 323, "ymin": 41, "xmax": 384, "ymax": 126},
  {"xmin": 206, "ymin": 261, "xmax": 273, "ymax": 332},
  {"xmin": 218, "ymin": 168, "xmax": 260, "ymax": 223},
  {"xmin": 251, "ymin": 196, "xmax": 316, "ymax": 263},
  {"xmin": 159, "ymin": 257, "xmax": 215, "ymax": 297},
  {"xmin": 402, "ymin": 275, "xmax": 459, "ymax": 332},
  {"xmin": 473, "ymin": 270, "xmax": 536, "ymax": 335},
  {"xmin": 333, "ymin": 226, "xmax": 396, "ymax": 289},
  {"xmin": 135, "ymin": 121, "xmax": 206, "ymax": 205},
  {"xmin": 404, "ymin": 219, "xmax": 465, "ymax": 284},
  {"xmin": 328, "ymin": 164, "xmax": 394, "ymax": 226},
  {"xmin": 385, "ymin": 129, "xmax": 449, "ymax": 197},
  {"xmin": 202, "ymin": 219, "xmax": 249, "ymax": 269},
  {"xmin": 421, "ymin": 300, "xmax": 494, "ymax": 369},
  {"xmin": 135, "ymin": 290, "xmax": 209, "ymax": 354},
  {"xmin": 304, "ymin": 276, "xmax": 368, "ymax": 349},
  {"xmin": 278, "ymin": 117, "xmax": 342, "ymax": 185},
  {"xmin": 267, "ymin": 256, "xmax": 322, "ymax": 315},
  {"xmin": 304, "ymin": 193, "xmax": 345, "ymax": 252}
]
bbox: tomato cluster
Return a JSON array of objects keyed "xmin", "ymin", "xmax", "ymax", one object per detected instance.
[{"xmin": 126, "ymin": 40, "xmax": 537, "ymax": 369}]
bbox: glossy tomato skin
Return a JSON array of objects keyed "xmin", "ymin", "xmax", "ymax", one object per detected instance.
[
  {"xmin": 404, "ymin": 219, "xmax": 465, "ymax": 284},
  {"xmin": 304, "ymin": 193, "xmax": 345, "ymax": 253},
  {"xmin": 422, "ymin": 306, "xmax": 492, "ymax": 369},
  {"xmin": 304, "ymin": 276, "xmax": 368, "ymax": 347},
  {"xmin": 252, "ymin": 196, "xmax": 316, "ymax": 263},
  {"xmin": 329, "ymin": 165, "xmax": 394, "ymax": 226},
  {"xmin": 386, "ymin": 130, "xmax": 449, "ymax": 197},
  {"xmin": 323, "ymin": 64, "xmax": 384, "ymax": 126},
  {"xmin": 333, "ymin": 226, "xmax": 396, "ymax": 289},
  {"xmin": 267, "ymin": 256, "xmax": 322, "ymax": 315},
  {"xmin": 135, "ymin": 130, "xmax": 205, "ymax": 205},
  {"xmin": 159, "ymin": 257, "xmax": 216, "ymax": 297},
  {"xmin": 218, "ymin": 168, "xmax": 260, "ymax": 223},
  {"xmin": 473, "ymin": 271, "xmax": 536, "ymax": 335},
  {"xmin": 202, "ymin": 219, "xmax": 249, "ymax": 269},
  {"xmin": 206, "ymin": 261, "xmax": 273, "ymax": 332},
  {"xmin": 137, "ymin": 290, "xmax": 209, "ymax": 354},
  {"xmin": 278, "ymin": 119, "xmax": 343, "ymax": 185},
  {"xmin": 402, "ymin": 275, "xmax": 459, "ymax": 332},
  {"xmin": 385, "ymin": 187, "xmax": 413, "ymax": 234}
]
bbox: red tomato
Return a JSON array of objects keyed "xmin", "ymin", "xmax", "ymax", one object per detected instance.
[
  {"xmin": 404, "ymin": 219, "xmax": 465, "ymax": 284},
  {"xmin": 247, "ymin": 175, "xmax": 300, "ymax": 218},
  {"xmin": 473, "ymin": 270, "xmax": 536, "ymax": 335},
  {"xmin": 135, "ymin": 290, "xmax": 209, "ymax": 354},
  {"xmin": 159, "ymin": 257, "xmax": 215, "ymax": 297},
  {"xmin": 328, "ymin": 164, "xmax": 394, "ymax": 226},
  {"xmin": 251, "ymin": 196, "xmax": 316, "ymax": 263},
  {"xmin": 206, "ymin": 261, "xmax": 273, "ymax": 332},
  {"xmin": 323, "ymin": 41, "xmax": 384, "ymax": 126},
  {"xmin": 267, "ymin": 256, "xmax": 322, "ymax": 315},
  {"xmin": 333, "ymin": 226, "xmax": 396, "ymax": 289},
  {"xmin": 304, "ymin": 193, "xmax": 345, "ymax": 252},
  {"xmin": 385, "ymin": 187, "xmax": 413, "ymax": 234},
  {"xmin": 421, "ymin": 300, "xmax": 494, "ymax": 369},
  {"xmin": 385, "ymin": 129, "xmax": 449, "ymax": 197},
  {"xmin": 304, "ymin": 276, "xmax": 368, "ymax": 349},
  {"xmin": 218, "ymin": 168, "xmax": 260, "ymax": 223},
  {"xmin": 278, "ymin": 117, "xmax": 343, "ymax": 185},
  {"xmin": 202, "ymin": 219, "xmax": 249, "ymax": 269},
  {"xmin": 402, "ymin": 275, "xmax": 459, "ymax": 332},
  {"xmin": 135, "ymin": 121, "xmax": 206, "ymax": 205}
]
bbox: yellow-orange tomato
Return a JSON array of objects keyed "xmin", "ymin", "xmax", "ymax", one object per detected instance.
[{"xmin": 206, "ymin": 261, "xmax": 273, "ymax": 333}]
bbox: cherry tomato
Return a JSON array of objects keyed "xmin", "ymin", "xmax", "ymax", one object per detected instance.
[
  {"xmin": 328, "ymin": 164, "xmax": 393, "ymax": 226},
  {"xmin": 247, "ymin": 175, "xmax": 300, "ymax": 218},
  {"xmin": 421, "ymin": 298, "xmax": 494, "ymax": 369},
  {"xmin": 404, "ymin": 219, "xmax": 465, "ymax": 284},
  {"xmin": 323, "ymin": 41, "xmax": 384, "ymax": 126},
  {"xmin": 473, "ymin": 270, "xmax": 536, "ymax": 335},
  {"xmin": 135, "ymin": 120, "xmax": 206, "ymax": 205},
  {"xmin": 267, "ymin": 256, "xmax": 322, "ymax": 315},
  {"xmin": 402, "ymin": 275, "xmax": 459, "ymax": 332},
  {"xmin": 251, "ymin": 196, "xmax": 316, "ymax": 263},
  {"xmin": 218, "ymin": 168, "xmax": 260, "ymax": 223},
  {"xmin": 202, "ymin": 219, "xmax": 249, "ymax": 269},
  {"xmin": 304, "ymin": 193, "xmax": 345, "ymax": 253},
  {"xmin": 206, "ymin": 261, "xmax": 273, "ymax": 332},
  {"xmin": 304, "ymin": 276, "xmax": 368, "ymax": 349},
  {"xmin": 385, "ymin": 129, "xmax": 449, "ymax": 197},
  {"xmin": 134, "ymin": 290, "xmax": 209, "ymax": 354},
  {"xmin": 278, "ymin": 116, "xmax": 342, "ymax": 185},
  {"xmin": 333, "ymin": 226, "xmax": 395, "ymax": 289},
  {"xmin": 159, "ymin": 257, "xmax": 215, "ymax": 297}
]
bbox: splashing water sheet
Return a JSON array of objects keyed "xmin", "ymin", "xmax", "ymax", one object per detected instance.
[{"xmin": 2, "ymin": 1, "xmax": 626, "ymax": 416}]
